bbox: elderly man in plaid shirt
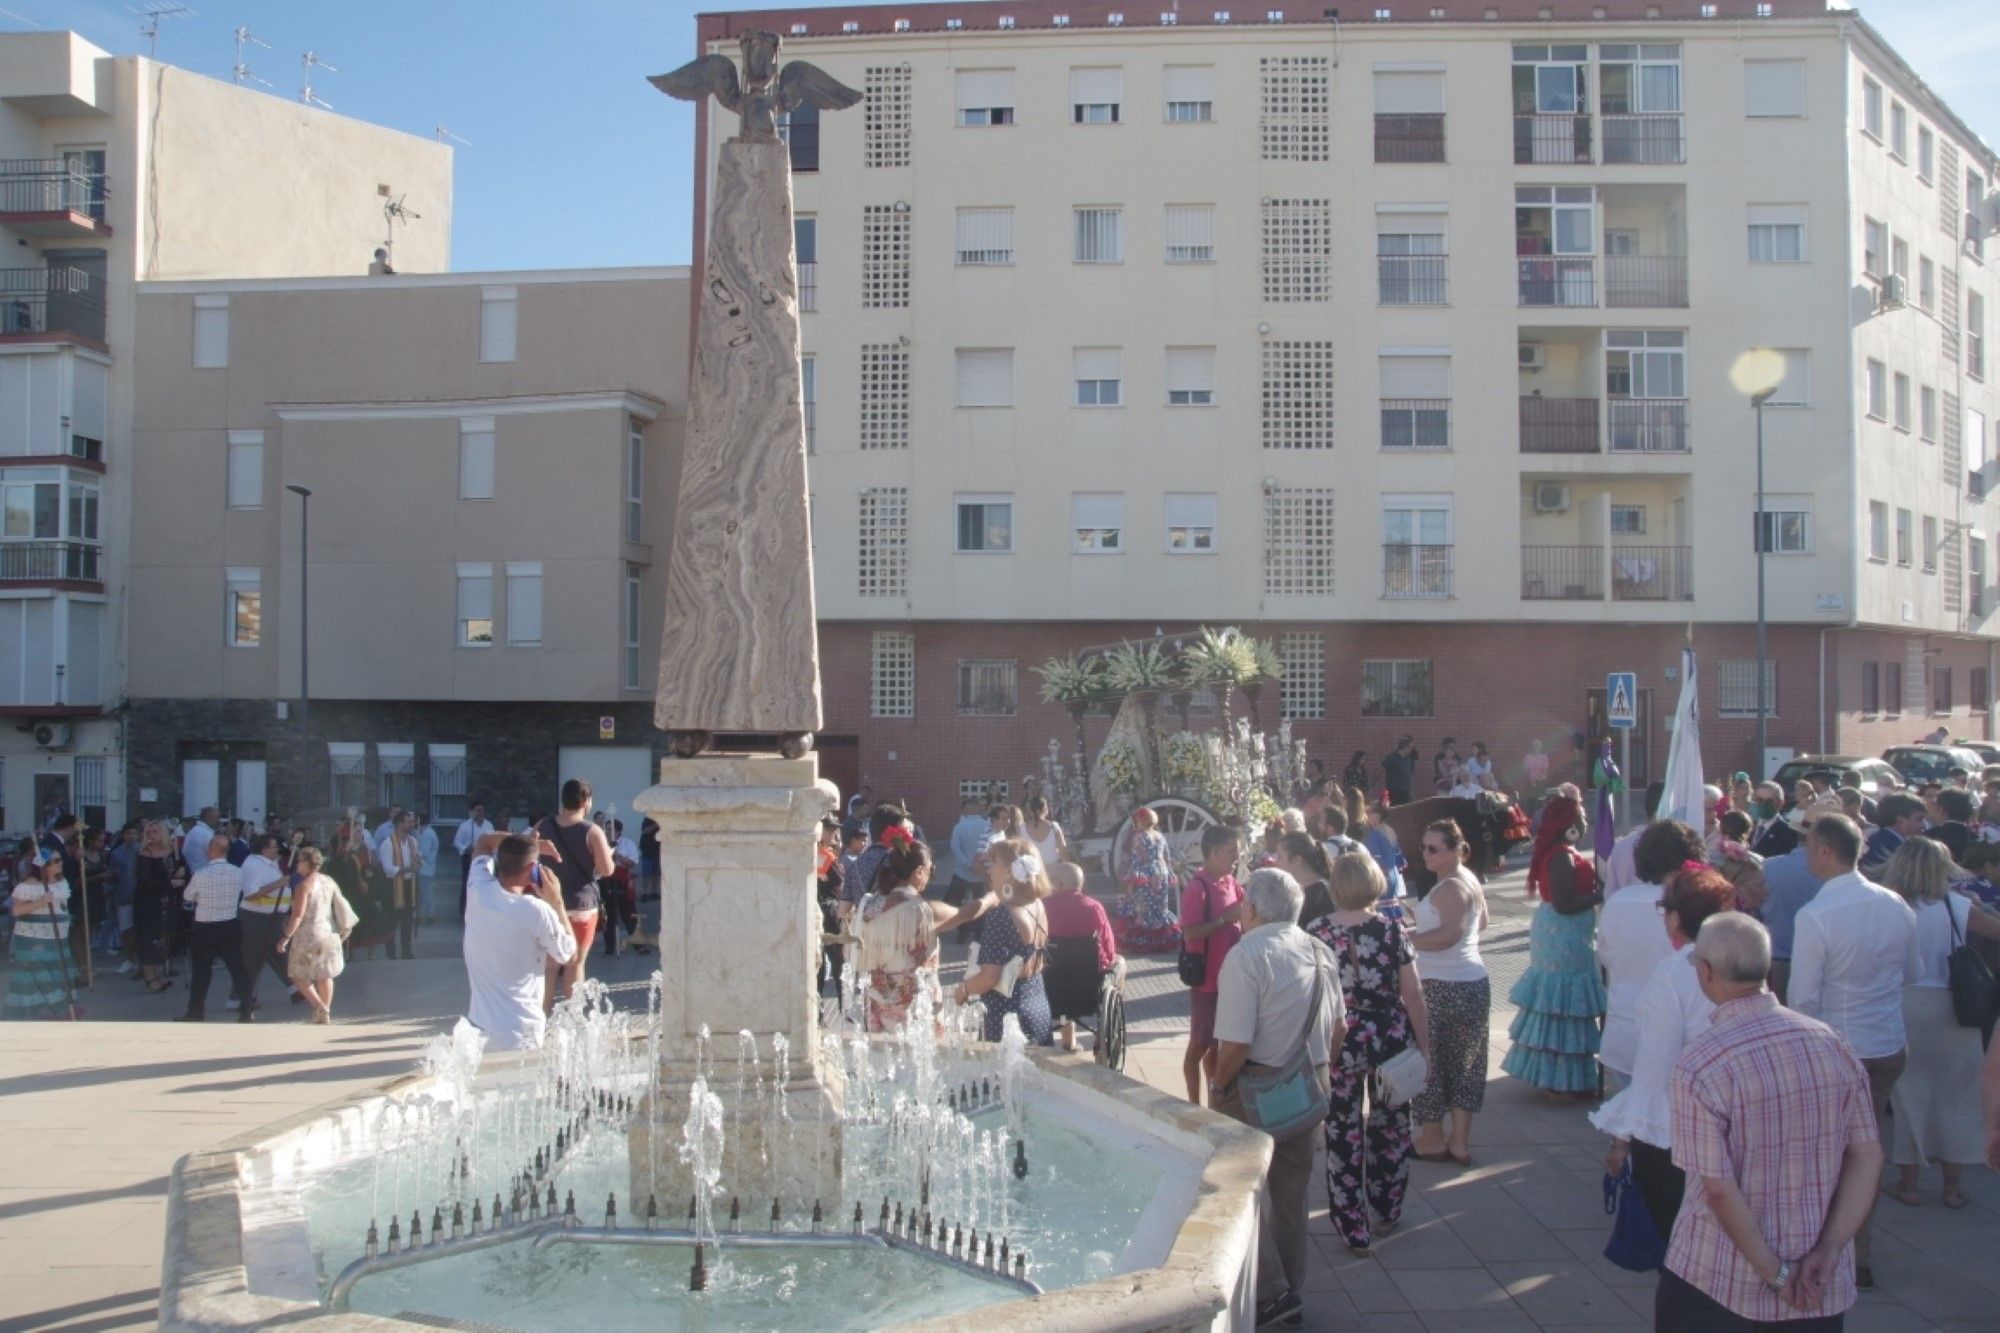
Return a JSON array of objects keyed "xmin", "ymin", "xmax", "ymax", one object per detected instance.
[{"xmin": 1658, "ymin": 912, "xmax": 1881, "ymax": 1331}]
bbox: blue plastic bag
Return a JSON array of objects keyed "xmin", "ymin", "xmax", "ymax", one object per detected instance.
[{"xmin": 1602, "ymin": 1161, "xmax": 1666, "ymax": 1272}]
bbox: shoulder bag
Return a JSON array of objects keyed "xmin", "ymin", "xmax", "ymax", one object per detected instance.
[
  {"xmin": 1946, "ymin": 896, "xmax": 2000, "ymax": 1029},
  {"xmin": 1177, "ymin": 872, "xmax": 1210, "ymax": 988},
  {"xmin": 1232, "ymin": 945, "xmax": 1333, "ymax": 1139},
  {"xmin": 1338, "ymin": 922, "xmax": 1428, "ymax": 1105}
]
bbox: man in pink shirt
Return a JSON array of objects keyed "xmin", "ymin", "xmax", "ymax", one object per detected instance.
[{"xmin": 1181, "ymin": 824, "xmax": 1245, "ymax": 1106}]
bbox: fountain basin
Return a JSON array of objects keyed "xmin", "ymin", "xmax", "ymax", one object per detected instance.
[{"xmin": 161, "ymin": 1045, "xmax": 1268, "ymax": 1332}]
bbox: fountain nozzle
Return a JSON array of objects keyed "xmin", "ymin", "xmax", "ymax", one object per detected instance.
[
  {"xmin": 451, "ymin": 1202, "xmax": 464, "ymax": 1240},
  {"xmin": 1014, "ymin": 1253, "xmax": 1027, "ymax": 1279},
  {"xmin": 385, "ymin": 1217, "xmax": 401, "ymax": 1254},
  {"xmin": 564, "ymin": 1190, "xmax": 576, "ymax": 1220},
  {"xmin": 545, "ymin": 1182, "xmax": 558, "ymax": 1214},
  {"xmin": 410, "ymin": 1210, "xmax": 423, "ymax": 1247},
  {"xmin": 952, "ymin": 1223, "xmax": 964, "ymax": 1258},
  {"xmin": 431, "ymin": 1207, "xmax": 444, "ymax": 1245},
  {"xmin": 365, "ymin": 1220, "xmax": 378, "ymax": 1259},
  {"xmin": 471, "ymin": 1199, "xmax": 483, "ymax": 1235},
  {"xmin": 1013, "ymin": 1139, "xmax": 1029, "ymax": 1180},
  {"xmin": 646, "ymin": 1194, "xmax": 658, "ymax": 1230},
  {"xmin": 605, "ymin": 1193, "xmax": 617, "ymax": 1227},
  {"xmin": 856, "ymin": 1201, "xmax": 868, "ymax": 1234},
  {"xmin": 984, "ymin": 1234, "xmax": 996, "ymax": 1270},
  {"xmin": 689, "ymin": 1241, "xmax": 708, "ymax": 1292},
  {"xmin": 729, "ymin": 1196, "xmax": 742, "ymax": 1233},
  {"xmin": 770, "ymin": 1197, "xmax": 782, "ymax": 1231}
]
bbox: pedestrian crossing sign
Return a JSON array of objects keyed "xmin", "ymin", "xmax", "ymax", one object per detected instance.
[{"xmin": 1607, "ymin": 672, "xmax": 1637, "ymax": 729}]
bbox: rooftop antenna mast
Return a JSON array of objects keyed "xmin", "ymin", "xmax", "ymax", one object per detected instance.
[
  {"xmin": 133, "ymin": 2, "xmax": 192, "ymax": 58},
  {"xmin": 434, "ymin": 125, "xmax": 472, "ymax": 148},
  {"xmin": 232, "ymin": 25, "xmax": 271, "ymax": 87},
  {"xmin": 300, "ymin": 50, "xmax": 336, "ymax": 110}
]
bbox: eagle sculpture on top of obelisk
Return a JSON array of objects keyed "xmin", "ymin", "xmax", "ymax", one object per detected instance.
[{"xmin": 648, "ymin": 34, "xmax": 861, "ymax": 760}]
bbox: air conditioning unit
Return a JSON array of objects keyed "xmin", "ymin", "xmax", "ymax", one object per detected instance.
[
  {"xmin": 1878, "ymin": 273, "xmax": 1907, "ymax": 310},
  {"xmin": 1533, "ymin": 482, "xmax": 1572, "ymax": 513},
  {"xmin": 1518, "ymin": 343, "xmax": 1547, "ymax": 371},
  {"xmin": 32, "ymin": 721, "xmax": 72, "ymax": 749}
]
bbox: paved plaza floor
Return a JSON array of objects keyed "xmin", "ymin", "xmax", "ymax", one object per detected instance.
[{"xmin": 1, "ymin": 869, "xmax": 1996, "ymax": 1330}]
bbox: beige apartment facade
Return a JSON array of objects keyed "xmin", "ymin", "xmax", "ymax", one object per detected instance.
[
  {"xmin": 0, "ymin": 30, "xmax": 450, "ymax": 832},
  {"xmin": 125, "ymin": 269, "xmax": 690, "ymax": 827},
  {"xmin": 686, "ymin": 0, "xmax": 2000, "ymax": 830}
]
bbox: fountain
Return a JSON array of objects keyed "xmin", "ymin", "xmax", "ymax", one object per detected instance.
[{"xmin": 157, "ymin": 31, "xmax": 1270, "ymax": 1332}]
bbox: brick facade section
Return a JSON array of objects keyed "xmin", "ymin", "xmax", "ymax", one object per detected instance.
[
  {"xmin": 1825, "ymin": 628, "xmax": 1996, "ymax": 759},
  {"xmin": 821, "ymin": 620, "xmax": 2000, "ymax": 837}
]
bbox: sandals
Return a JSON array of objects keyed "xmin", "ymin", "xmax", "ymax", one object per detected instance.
[
  {"xmin": 1943, "ymin": 1186, "xmax": 1969, "ymax": 1210},
  {"xmin": 1413, "ymin": 1149, "xmax": 1473, "ymax": 1167},
  {"xmin": 1884, "ymin": 1184, "xmax": 1921, "ymax": 1207},
  {"xmin": 145, "ymin": 978, "xmax": 172, "ymax": 993}
]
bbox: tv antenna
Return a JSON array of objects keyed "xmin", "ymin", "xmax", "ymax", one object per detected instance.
[
  {"xmin": 300, "ymin": 50, "xmax": 336, "ymax": 110},
  {"xmin": 0, "ymin": 7, "xmax": 42, "ymax": 29},
  {"xmin": 232, "ymin": 26, "xmax": 271, "ymax": 87},
  {"xmin": 133, "ymin": 2, "xmax": 192, "ymax": 57},
  {"xmin": 434, "ymin": 125, "xmax": 472, "ymax": 149}
]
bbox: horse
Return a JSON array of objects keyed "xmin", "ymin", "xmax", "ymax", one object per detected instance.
[{"xmin": 1375, "ymin": 794, "xmax": 1532, "ymax": 898}]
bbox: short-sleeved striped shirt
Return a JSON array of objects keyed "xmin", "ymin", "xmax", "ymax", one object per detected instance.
[{"xmin": 1666, "ymin": 991, "xmax": 1873, "ymax": 1322}]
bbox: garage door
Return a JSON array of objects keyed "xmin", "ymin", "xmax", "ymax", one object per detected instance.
[{"xmin": 555, "ymin": 745, "xmax": 655, "ymax": 822}]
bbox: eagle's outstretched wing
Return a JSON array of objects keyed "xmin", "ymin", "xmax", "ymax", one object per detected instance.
[
  {"xmin": 775, "ymin": 61, "xmax": 864, "ymax": 114},
  {"xmin": 649, "ymin": 54, "xmax": 741, "ymax": 111}
]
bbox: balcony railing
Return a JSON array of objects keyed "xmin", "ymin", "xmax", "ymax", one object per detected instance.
[
  {"xmin": 0, "ymin": 266, "xmax": 105, "ymax": 343},
  {"xmin": 1520, "ymin": 396, "xmax": 1600, "ymax": 454},
  {"xmin": 1601, "ymin": 113, "xmax": 1685, "ymax": 164},
  {"xmin": 1608, "ymin": 398, "xmax": 1690, "ymax": 453},
  {"xmin": 0, "ymin": 539, "xmax": 100, "ymax": 583},
  {"xmin": 1378, "ymin": 253, "xmax": 1449, "ymax": 305},
  {"xmin": 1612, "ymin": 546, "xmax": 1692, "ymax": 601},
  {"xmin": 1374, "ymin": 113, "xmax": 1446, "ymax": 163},
  {"xmin": 1603, "ymin": 255, "xmax": 1688, "ymax": 308},
  {"xmin": 1517, "ymin": 255, "xmax": 1596, "ymax": 307},
  {"xmin": 1515, "ymin": 113, "xmax": 1593, "ymax": 165},
  {"xmin": 0, "ymin": 160, "xmax": 107, "ymax": 220},
  {"xmin": 1380, "ymin": 399, "xmax": 1451, "ymax": 451},
  {"xmin": 1522, "ymin": 546, "xmax": 1606, "ymax": 601},
  {"xmin": 1383, "ymin": 543, "xmax": 1453, "ymax": 598},
  {"xmin": 798, "ymin": 260, "xmax": 817, "ymax": 312}
]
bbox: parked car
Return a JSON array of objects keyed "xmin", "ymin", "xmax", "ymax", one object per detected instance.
[
  {"xmin": 1955, "ymin": 741, "xmax": 2000, "ymax": 766},
  {"xmin": 1880, "ymin": 744, "xmax": 1991, "ymax": 785},
  {"xmin": 1770, "ymin": 756, "xmax": 1904, "ymax": 798}
]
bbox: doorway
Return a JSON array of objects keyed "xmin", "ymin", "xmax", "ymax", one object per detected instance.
[
  {"xmin": 32, "ymin": 771, "xmax": 71, "ymax": 826},
  {"xmin": 1584, "ymin": 687, "xmax": 1654, "ymax": 788},
  {"xmin": 235, "ymin": 760, "xmax": 268, "ymax": 827},
  {"xmin": 181, "ymin": 759, "xmax": 219, "ymax": 817}
]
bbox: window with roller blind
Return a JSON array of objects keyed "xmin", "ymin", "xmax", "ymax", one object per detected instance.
[
  {"xmin": 457, "ymin": 564, "xmax": 493, "ymax": 646},
  {"xmin": 193, "ymin": 295, "xmax": 229, "ymax": 369},
  {"xmin": 505, "ymin": 562, "xmax": 542, "ymax": 647},
  {"xmin": 1166, "ymin": 346, "xmax": 1216, "ymax": 406},
  {"xmin": 479, "ymin": 286, "xmax": 517, "ymax": 363},
  {"xmin": 1162, "ymin": 65, "xmax": 1213, "ymax": 122},
  {"xmin": 955, "ymin": 207, "xmax": 1014, "ymax": 265},
  {"xmin": 1747, "ymin": 204, "xmax": 1807, "ymax": 263},
  {"xmin": 1373, "ymin": 66, "xmax": 1445, "ymax": 162},
  {"xmin": 459, "ymin": 417, "xmax": 495, "ymax": 501},
  {"xmin": 955, "ymin": 68, "xmax": 1015, "ymax": 126},
  {"xmin": 1165, "ymin": 493, "xmax": 1217, "ymax": 553},
  {"xmin": 1378, "ymin": 352, "xmax": 1450, "ymax": 450},
  {"xmin": 1164, "ymin": 205, "xmax": 1215, "ymax": 263},
  {"xmin": 1377, "ymin": 209, "xmax": 1448, "ymax": 304},
  {"xmin": 954, "ymin": 349, "xmax": 1014, "ymax": 407},
  {"xmin": 1071, "ymin": 492, "xmax": 1123, "ymax": 553},
  {"xmin": 226, "ymin": 430, "xmax": 264, "ymax": 510},
  {"xmin": 1073, "ymin": 347, "xmax": 1121, "ymax": 406},
  {"xmin": 1742, "ymin": 59, "xmax": 1804, "ymax": 118},
  {"xmin": 1071, "ymin": 67, "xmax": 1121, "ymax": 123},
  {"xmin": 1767, "ymin": 350, "xmax": 1810, "ymax": 407},
  {"xmin": 225, "ymin": 568, "xmax": 261, "ymax": 647}
]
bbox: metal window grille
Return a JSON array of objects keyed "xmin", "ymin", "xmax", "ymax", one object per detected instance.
[
  {"xmin": 1361, "ymin": 659, "xmax": 1433, "ymax": 717},
  {"xmin": 871, "ymin": 631, "xmax": 916, "ymax": 717},
  {"xmin": 1261, "ymin": 198, "xmax": 1330, "ymax": 301},
  {"xmin": 1973, "ymin": 667, "xmax": 1990, "ymax": 709},
  {"xmin": 1263, "ymin": 487, "xmax": 1337, "ymax": 595},
  {"xmin": 1717, "ymin": 660, "xmax": 1777, "ymax": 717},
  {"xmin": 955, "ymin": 208, "xmax": 1014, "ymax": 265},
  {"xmin": 956, "ymin": 659, "xmax": 1018, "ymax": 716},
  {"xmin": 429, "ymin": 750, "xmax": 468, "ymax": 822},
  {"xmin": 1262, "ymin": 341, "xmax": 1336, "ymax": 449},
  {"xmin": 1259, "ymin": 56, "xmax": 1329, "ymax": 162},
  {"xmin": 329, "ymin": 745, "xmax": 369, "ymax": 808},
  {"xmin": 959, "ymin": 778, "xmax": 1010, "ymax": 803},
  {"xmin": 858, "ymin": 488, "xmax": 910, "ymax": 597},
  {"xmin": 73, "ymin": 755, "xmax": 105, "ymax": 813},
  {"xmin": 1278, "ymin": 631, "xmax": 1325, "ymax": 720},
  {"xmin": 859, "ymin": 344, "xmax": 910, "ymax": 449},
  {"xmin": 864, "ymin": 65, "xmax": 912, "ymax": 167},
  {"xmin": 861, "ymin": 205, "xmax": 911, "ymax": 309},
  {"xmin": 1074, "ymin": 207, "xmax": 1122, "ymax": 263},
  {"xmin": 378, "ymin": 747, "xmax": 417, "ymax": 809},
  {"xmin": 1164, "ymin": 205, "xmax": 1215, "ymax": 263}
]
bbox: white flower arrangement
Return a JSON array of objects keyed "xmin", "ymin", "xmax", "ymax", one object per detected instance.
[
  {"xmin": 1099, "ymin": 739, "xmax": 1145, "ymax": 796},
  {"xmin": 1161, "ymin": 731, "xmax": 1208, "ymax": 791}
]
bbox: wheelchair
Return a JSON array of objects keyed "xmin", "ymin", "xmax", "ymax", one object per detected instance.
[{"xmin": 1041, "ymin": 931, "xmax": 1127, "ymax": 1072}]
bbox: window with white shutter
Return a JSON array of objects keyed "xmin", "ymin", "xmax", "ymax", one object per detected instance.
[
  {"xmin": 1162, "ymin": 65, "xmax": 1214, "ymax": 121},
  {"xmin": 1768, "ymin": 350, "xmax": 1809, "ymax": 407},
  {"xmin": 1379, "ymin": 353, "xmax": 1451, "ymax": 450},
  {"xmin": 1373, "ymin": 69, "xmax": 1444, "ymax": 113},
  {"xmin": 226, "ymin": 430, "xmax": 264, "ymax": 509},
  {"xmin": 505, "ymin": 562, "xmax": 542, "ymax": 646},
  {"xmin": 955, "ymin": 349, "xmax": 1015, "ymax": 407},
  {"xmin": 1074, "ymin": 207, "xmax": 1122, "ymax": 263},
  {"xmin": 1167, "ymin": 346, "xmax": 1217, "ymax": 405},
  {"xmin": 1743, "ymin": 59, "xmax": 1804, "ymax": 117},
  {"xmin": 193, "ymin": 295, "xmax": 229, "ymax": 369},
  {"xmin": 1373, "ymin": 68, "xmax": 1446, "ymax": 162},
  {"xmin": 1165, "ymin": 492, "xmax": 1218, "ymax": 553},
  {"xmin": 1165, "ymin": 205, "xmax": 1215, "ymax": 263},
  {"xmin": 1073, "ymin": 347, "xmax": 1121, "ymax": 406},
  {"xmin": 956, "ymin": 69, "xmax": 1016, "ymax": 126},
  {"xmin": 1071, "ymin": 67, "xmax": 1122, "ymax": 123},
  {"xmin": 956, "ymin": 207, "xmax": 1015, "ymax": 264},
  {"xmin": 1072, "ymin": 492, "xmax": 1123, "ymax": 552},
  {"xmin": 479, "ymin": 286, "xmax": 517, "ymax": 363},
  {"xmin": 457, "ymin": 563, "xmax": 494, "ymax": 646},
  {"xmin": 459, "ymin": 417, "xmax": 495, "ymax": 501}
]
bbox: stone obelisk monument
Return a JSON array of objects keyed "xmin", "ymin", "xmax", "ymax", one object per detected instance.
[{"xmin": 628, "ymin": 34, "xmax": 863, "ymax": 1210}]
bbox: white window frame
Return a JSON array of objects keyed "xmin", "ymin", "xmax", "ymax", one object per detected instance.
[
  {"xmin": 1860, "ymin": 76, "xmax": 1883, "ymax": 140},
  {"xmin": 1073, "ymin": 346, "xmax": 1122, "ymax": 407},
  {"xmin": 505, "ymin": 561, "xmax": 543, "ymax": 647},
  {"xmin": 1070, "ymin": 67, "xmax": 1122, "ymax": 124},
  {"xmin": 1754, "ymin": 501, "xmax": 1812, "ymax": 555},
  {"xmin": 1969, "ymin": 291, "xmax": 1987, "ymax": 381},
  {"xmin": 1862, "ymin": 217, "xmax": 1887, "ymax": 277},
  {"xmin": 1919, "ymin": 255, "xmax": 1937, "ymax": 311},
  {"xmin": 479, "ymin": 286, "xmax": 518, "ymax": 363},
  {"xmin": 1918, "ymin": 125, "xmax": 1935, "ymax": 182},
  {"xmin": 1746, "ymin": 204, "xmax": 1807, "ymax": 263},
  {"xmin": 1895, "ymin": 507, "xmax": 1913, "ymax": 567},
  {"xmin": 1888, "ymin": 100, "xmax": 1908, "ymax": 160},
  {"xmin": 225, "ymin": 430, "xmax": 264, "ymax": 510},
  {"xmin": 1162, "ymin": 64, "xmax": 1215, "ymax": 122},
  {"xmin": 1610, "ymin": 504, "xmax": 1646, "ymax": 535},
  {"xmin": 1717, "ymin": 659, "xmax": 1778, "ymax": 718},
  {"xmin": 954, "ymin": 493, "xmax": 1015, "ymax": 554},
  {"xmin": 1166, "ymin": 492, "xmax": 1218, "ymax": 554},
  {"xmin": 1166, "ymin": 346, "xmax": 1217, "ymax": 406},
  {"xmin": 457, "ymin": 562, "xmax": 494, "ymax": 647},
  {"xmin": 1073, "ymin": 206, "xmax": 1123, "ymax": 263},
  {"xmin": 459, "ymin": 416, "xmax": 495, "ymax": 502},
  {"xmin": 225, "ymin": 566, "xmax": 261, "ymax": 648},
  {"xmin": 1920, "ymin": 383, "xmax": 1938, "ymax": 441},
  {"xmin": 1893, "ymin": 371, "xmax": 1912, "ymax": 432},
  {"xmin": 1865, "ymin": 358, "xmax": 1888, "ymax": 420},
  {"xmin": 1164, "ymin": 204, "xmax": 1216, "ymax": 264},
  {"xmin": 1922, "ymin": 514, "xmax": 1939, "ymax": 573},
  {"xmin": 954, "ymin": 68, "xmax": 1016, "ymax": 126},
  {"xmin": 954, "ymin": 207, "xmax": 1015, "ymax": 265},
  {"xmin": 1768, "ymin": 348, "xmax": 1810, "ymax": 407},
  {"xmin": 1071, "ymin": 491, "xmax": 1123, "ymax": 553},
  {"xmin": 192, "ymin": 294, "xmax": 229, "ymax": 369}
]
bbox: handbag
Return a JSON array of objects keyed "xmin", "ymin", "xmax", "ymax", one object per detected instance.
[
  {"xmin": 1602, "ymin": 1160, "xmax": 1667, "ymax": 1272},
  {"xmin": 1946, "ymin": 896, "xmax": 2000, "ymax": 1029},
  {"xmin": 1378, "ymin": 1045, "xmax": 1429, "ymax": 1107},
  {"xmin": 1177, "ymin": 871, "xmax": 1210, "ymax": 988},
  {"xmin": 1232, "ymin": 948, "xmax": 1333, "ymax": 1139}
]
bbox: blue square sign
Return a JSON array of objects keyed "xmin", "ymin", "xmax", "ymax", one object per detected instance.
[{"xmin": 1607, "ymin": 672, "xmax": 1638, "ymax": 729}]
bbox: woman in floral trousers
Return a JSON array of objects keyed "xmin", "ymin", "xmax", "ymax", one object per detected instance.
[{"xmin": 1306, "ymin": 850, "xmax": 1431, "ymax": 1255}]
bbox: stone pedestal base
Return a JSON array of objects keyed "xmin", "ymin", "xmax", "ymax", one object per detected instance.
[{"xmin": 628, "ymin": 1061, "xmax": 847, "ymax": 1221}]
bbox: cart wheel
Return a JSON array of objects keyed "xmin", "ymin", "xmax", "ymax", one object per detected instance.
[
  {"xmin": 1094, "ymin": 980, "xmax": 1127, "ymax": 1072},
  {"xmin": 1109, "ymin": 797, "xmax": 1225, "ymax": 883}
]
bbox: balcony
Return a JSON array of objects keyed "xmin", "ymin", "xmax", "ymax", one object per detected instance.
[
  {"xmin": 1522, "ymin": 545, "xmax": 1605, "ymax": 600},
  {"xmin": 1383, "ymin": 544, "xmax": 1453, "ymax": 599},
  {"xmin": 0, "ymin": 539, "xmax": 100, "ymax": 586},
  {"xmin": 1612, "ymin": 546, "xmax": 1692, "ymax": 601},
  {"xmin": 1608, "ymin": 398, "xmax": 1689, "ymax": 453},
  {"xmin": 1601, "ymin": 113, "xmax": 1685, "ymax": 165},
  {"xmin": 1374, "ymin": 113, "xmax": 1446, "ymax": 163},
  {"xmin": 1518, "ymin": 256, "xmax": 1596, "ymax": 308},
  {"xmin": 0, "ymin": 266, "xmax": 105, "ymax": 344},
  {"xmin": 0, "ymin": 160, "xmax": 108, "ymax": 237},
  {"xmin": 798, "ymin": 260, "xmax": 817, "ymax": 312},
  {"xmin": 1515, "ymin": 113, "xmax": 1592, "ymax": 165},
  {"xmin": 1378, "ymin": 253, "xmax": 1449, "ymax": 305},
  {"xmin": 1380, "ymin": 399, "xmax": 1450, "ymax": 451},
  {"xmin": 1520, "ymin": 396, "xmax": 1600, "ymax": 454},
  {"xmin": 1603, "ymin": 254, "xmax": 1687, "ymax": 308}
]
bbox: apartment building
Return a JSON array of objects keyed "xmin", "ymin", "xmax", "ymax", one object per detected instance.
[
  {"xmin": 685, "ymin": 0, "xmax": 2000, "ymax": 830},
  {"xmin": 0, "ymin": 31, "xmax": 449, "ymax": 832},
  {"xmin": 124, "ymin": 270, "xmax": 690, "ymax": 828}
]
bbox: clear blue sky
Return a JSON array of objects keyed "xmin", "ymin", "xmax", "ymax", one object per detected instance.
[{"xmin": 24, "ymin": 0, "xmax": 2000, "ymax": 273}]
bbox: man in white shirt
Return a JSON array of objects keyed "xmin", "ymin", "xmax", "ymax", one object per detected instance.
[
  {"xmin": 182, "ymin": 807, "xmax": 220, "ymax": 877},
  {"xmin": 235, "ymin": 833, "xmax": 295, "ymax": 1013},
  {"xmin": 454, "ymin": 801, "xmax": 497, "ymax": 922},
  {"xmin": 177, "ymin": 836, "xmax": 253, "ymax": 1023},
  {"xmin": 462, "ymin": 832, "xmax": 577, "ymax": 1051},
  {"xmin": 376, "ymin": 812, "xmax": 421, "ymax": 961},
  {"xmin": 1786, "ymin": 811, "xmax": 1920, "ymax": 1288}
]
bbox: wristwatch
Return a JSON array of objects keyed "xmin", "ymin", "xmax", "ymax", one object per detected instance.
[{"xmin": 1764, "ymin": 1260, "xmax": 1791, "ymax": 1293}]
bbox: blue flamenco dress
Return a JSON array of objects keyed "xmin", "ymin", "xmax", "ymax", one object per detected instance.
[{"xmin": 1501, "ymin": 849, "xmax": 1606, "ymax": 1093}]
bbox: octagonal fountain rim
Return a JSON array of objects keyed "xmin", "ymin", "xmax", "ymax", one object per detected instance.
[{"xmin": 160, "ymin": 1040, "xmax": 1270, "ymax": 1333}]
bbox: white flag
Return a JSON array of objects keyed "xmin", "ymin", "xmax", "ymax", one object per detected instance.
[{"xmin": 1657, "ymin": 646, "xmax": 1707, "ymax": 827}]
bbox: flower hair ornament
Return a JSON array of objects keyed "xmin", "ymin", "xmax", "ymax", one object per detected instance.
[
  {"xmin": 878, "ymin": 825, "xmax": 914, "ymax": 850},
  {"xmin": 1000, "ymin": 850, "xmax": 1045, "ymax": 901},
  {"xmin": 1717, "ymin": 839, "xmax": 1761, "ymax": 866}
]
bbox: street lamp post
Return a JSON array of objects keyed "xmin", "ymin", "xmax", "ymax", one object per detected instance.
[
  {"xmin": 1752, "ymin": 388, "xmax": 1774, "ymax": 782},
  {"xmin": 286, "ymin": 485, "xmax": 312, "ymax": 803}
]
